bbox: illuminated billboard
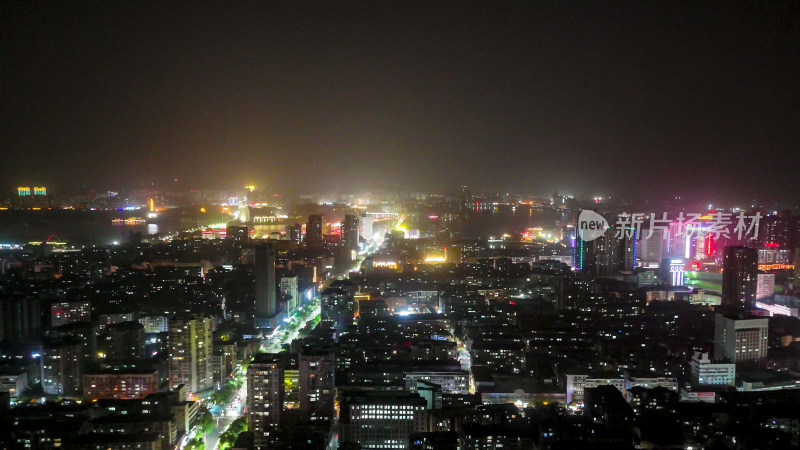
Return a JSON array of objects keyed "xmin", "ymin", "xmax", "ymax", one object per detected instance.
[{"xmin": 669, "ymin": 259, "xmax": 685, "ymax": 286}]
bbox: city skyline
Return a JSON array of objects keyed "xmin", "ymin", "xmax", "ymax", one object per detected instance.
[
  {"xmin": 3, "ymin": 3, "xmax": 800, "ymax": 449},
  {"xmin": 1, "ymin": 178, "xmax": 800, "ymax": 448}
]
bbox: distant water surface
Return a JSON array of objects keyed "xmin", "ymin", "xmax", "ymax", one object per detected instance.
[
  {"xmin": 455, "ymin": 205, "xmax": 573, "ymax": 237},
  {"xmin": 0, "ymin": 209, "xmax": 184, "ymax": 246}
]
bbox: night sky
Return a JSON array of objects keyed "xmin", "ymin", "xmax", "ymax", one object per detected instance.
[{"xmin": 1, "ymin": 1, "xmax": 798, "ymax": 200}]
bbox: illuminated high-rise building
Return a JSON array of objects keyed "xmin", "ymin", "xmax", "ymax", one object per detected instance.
[
  {"xmin": 41, "ymin": 338, "xmax": 84, "ymax": 396},
  {"xmin": 343, "ymin": 213, "xmax": 360, "ymax": 254},
  {"xmin": 722, "ymin": 246, "xmax": 758, "ymax": 310},
  {"xmin": 460, "ymin": 186, "xmax": 473, "ymax": 212},
  {"xmin": 280, "ymin": 274, "xmax": 299, "ymax": 315},
  {"xmin": 320, "ymin": 287, "xmax": 355, "ymax": 333},
  {"xmin": 637, "ymin": 228, "xmax": 663, "ymax": 267},
  {"xmin": 619, "ymin": 227, "xmax": 636, "ymax": 271},
  {"xmin": 756, "ymin": 272, "xmax": 775, "ymax": 301},
  {"xmin": 255, "ymin": 243, "xmax": 277, "ymax": 328},
  {"xmin": 758, "ymin": 214, "xmax": 790, "ymax": 249},
  {"xmin": 102, "ymin": 321, "xmax": 145, "ymax": 364},
  {"xmin": 299, "ymin": 348, "xmax": 335, "ymax": 419},
  {"xmin": 664, "ymin": 220, "xmax": 687, "ymax": 258},
  {"xmin": 359, "ymin": 214, "xmax": 373, "ymax": 241},
  {"xmin": 575, "ymin": 227, "xmax": 618, "ymax": 276},
  {"xmin": 306, "ymin": 215, "xmax": 323, "ymax": 248},
  {"xmin": 758, "ymin": 246, "xmax": 791, "ymax": 265},
  {"xmin": 168, "ymin": 315, "xmax": 212, "ymax": 398},
  {"xmin": 288, "ymin": 223, "xmax": 302, "ymax": 245},
  {"xmin": 247, "ymin": 353, "xmax": 284, "ymax": 449}
]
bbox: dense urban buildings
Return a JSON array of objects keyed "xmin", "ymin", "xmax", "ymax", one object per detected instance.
[
  {"xmin": 0, "ymin": 189, "xmax": 799, "ymax": 448},
  {"xmin": 1, "ymin": 1, "xmax": 798, "ymax": 448},
  {"xmin": 1, "ymin": 190, "xmax": 800, "ymax": 449}
]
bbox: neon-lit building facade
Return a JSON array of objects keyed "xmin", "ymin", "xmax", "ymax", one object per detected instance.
[{"xmin": 18, "ymin": 186, "xmax": 47, "ymax": 196}]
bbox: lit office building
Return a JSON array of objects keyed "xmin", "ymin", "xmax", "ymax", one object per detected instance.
[
  {"xmin": 339, "ymin": 389, "xmax": 428, "ymax": 450},
  {"xmin": 714, "ymin": 313, "xmax": 768, "ymax": 367},
  {"xmin": 689, "ymin": 352, "xmax": 735, "ymax": 387}
]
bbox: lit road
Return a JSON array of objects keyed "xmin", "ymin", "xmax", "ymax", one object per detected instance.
[
  {"xmin": 206, "ymin": 235, "xmax": 383, "ymax": 449},
  {"xmin": 204, "ymin": 378, "xmax": 247, "ymax": 450},
  {"xmin": 201, "ymin": 301, "xmax": 322, "ymax": 449},
  {"xmin": 458, "ymin": 344, "xmax": 471, "ymax": 371},
  {"xmin": 262, "ymin": 298, "xmax": 322, "ymax": 353},
  {"xmin": 352, "ymin": 238, "xmax": 382, "ymax": 272},
  {"xmin": 202, "ymin": 298, "xmax": 322, "ymax": 450}
]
